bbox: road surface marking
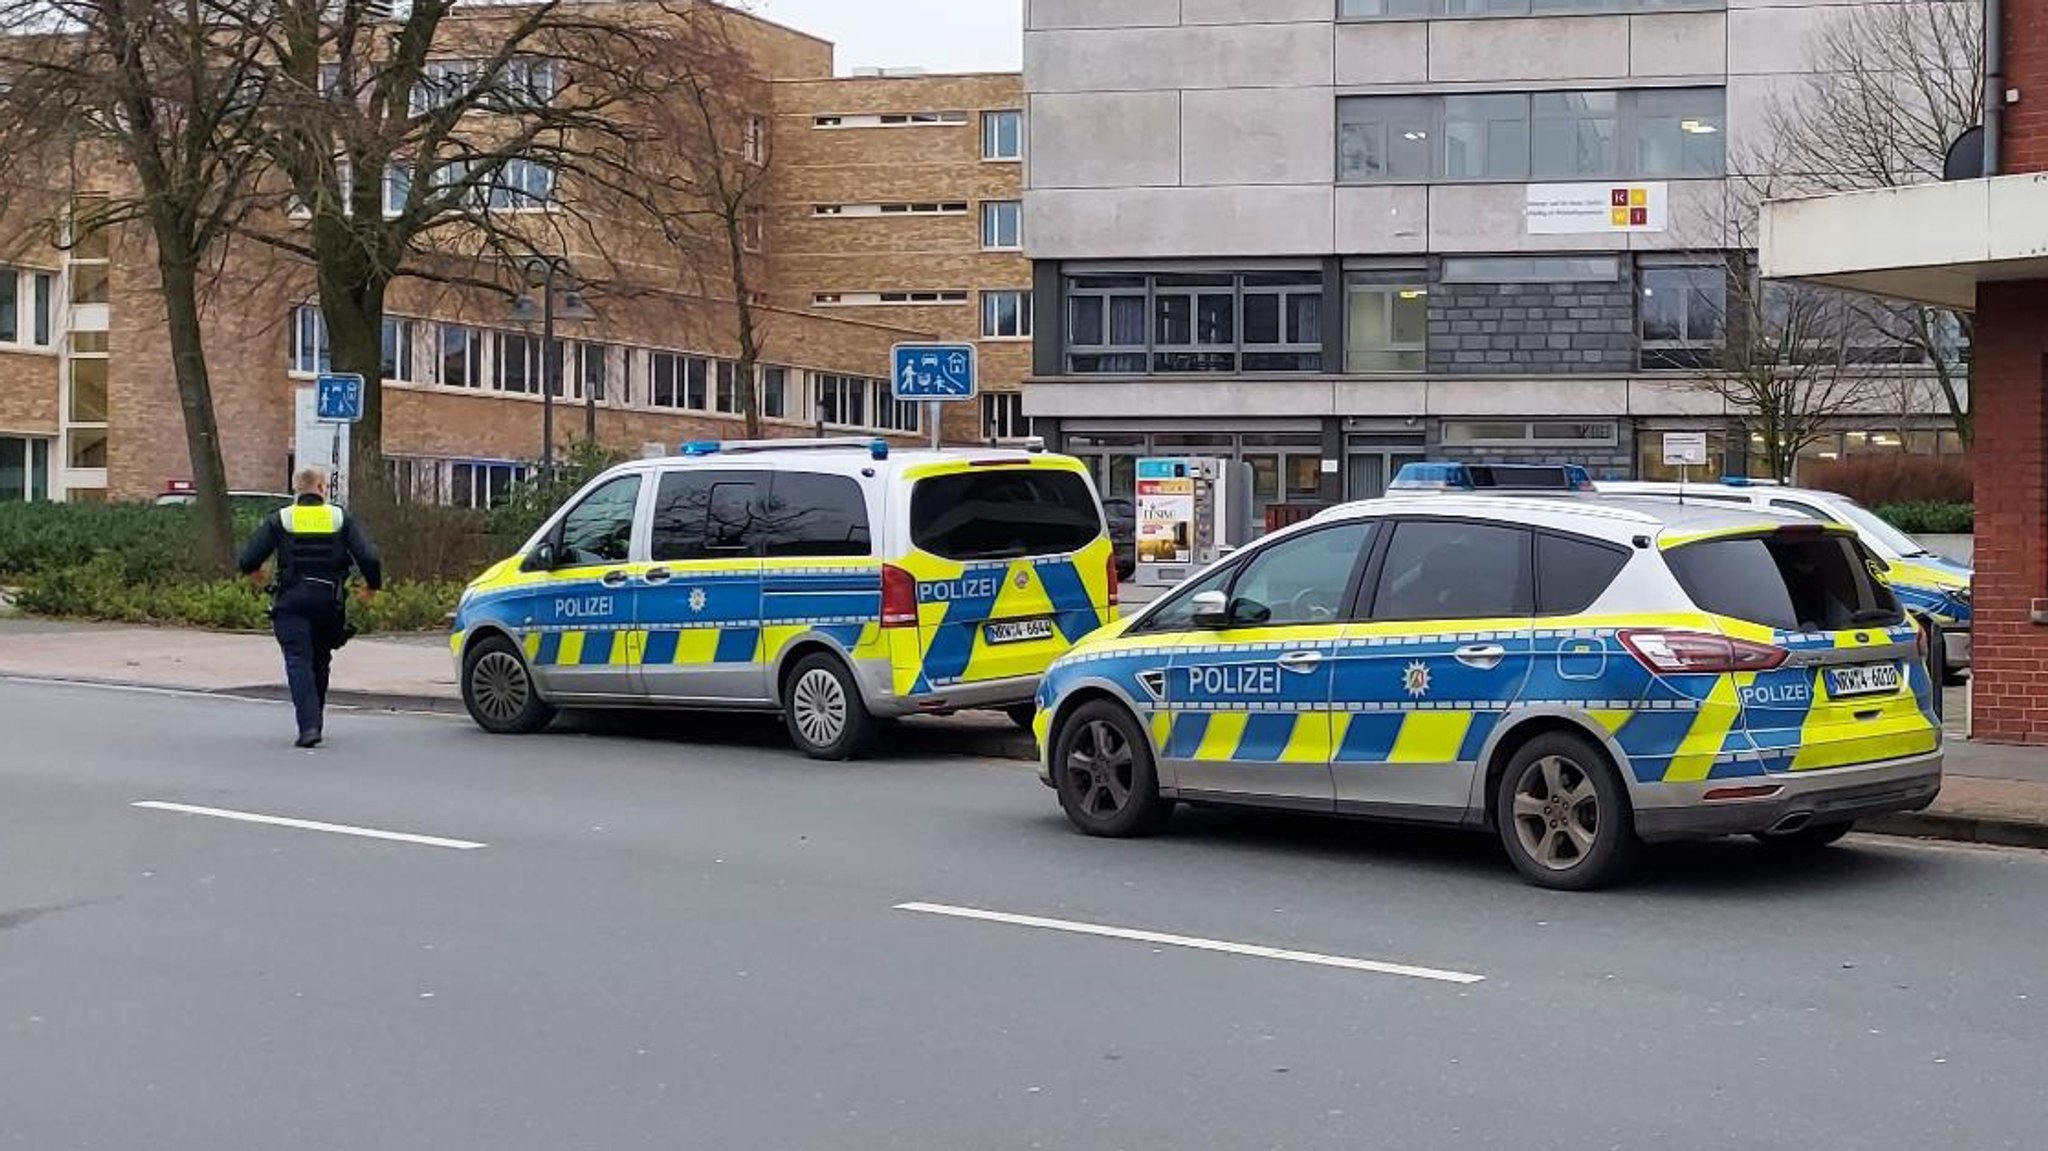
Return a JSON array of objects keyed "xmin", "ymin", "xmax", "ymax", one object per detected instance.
[
  {"xmin": 894, "ymin": 902, "xmax": 1484, "ymax": 985},
  {"xmin": 132, "ymin": 802, "xmax": 487, "ymax": 851}
]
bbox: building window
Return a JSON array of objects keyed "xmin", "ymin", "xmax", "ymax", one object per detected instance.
[
  {"xmin": 0, "ymin": 435, "xmax": 52, "ymax": 502},
  {"xmin": 981, "ymin": 201, "xmax": 1022, "ymax": 250},
  {"xmin": 32, "ymin": 272, "xmax": 52, "ymax": 346},
  {"xmin": 816, "ymin": 373, "xmax": 867, "ymax": 428},
  {"xmin": 743, "ymin": 205, "xmax": 766, "ymax": 253},
  {"xmin": 982, "ymin": 392, "xmax": 1033, "ymax": 440},
  {"xmin": 1442, "ymin": 420, "xmax": 1619, "ymax": 446},
  {"xmin": 483, "ymin": 158, "xmax": 556, "ymax": 211},
  {"xmin": 381, "ymin": 317, "xmax": 421, "ymax": 383},
  {"xmin": 760, "ymin": 366, "xmax": 787, "ymax": 419},
  {"xmin": 714, "ymin": 360, "xmax": 741, "ymax": 414},
  {"xmin": 440, "ymin": 324, "xmax": 479, "ymax": 388},
  {"xmin": 450, "ymin": 460, "xmax": 529, "ymax": 510},
  {"xmin": 1065, "ymin": 271, "xmax": 1324, "ymax": 375},
  {"xmin": 290, "ymin": 305, "xmax": 332, "ymax": 375},
  {"xmin": 743, "ymin": 115, "xmax": 766, "ymax": 164},
  {"xmin": 819, "ymin": 202, "xmax": 969, "ymax": 217},
  {"xmin": 652, "ymin": 352, "xmax": 710, "ymax": 411},
  {"xmin": 493, "ymin": 331, "xmax": 539, "ymax": 394},
  {"xmin": 813, "ymin": 291, "xmax": 969, "ymax": 307},
  {"xmin": 1338, "ymin": 88, "xmax": 1725, "ymax": 182},
  {"xmin": 813, "ymin": 112, "xmax": 966, "ymax": 129},
  {"xmin": 982, "ymin": 109, "xmax": 1022, "ymax": 161},
  {"xmin": 0, "ymin": 268, "xmax": 45, "ymax": 346},
  {"xmin": 1640, "ymin": 263, "xmax": 1727, "ymax": 370},
  {"xmin": 578, "ymin": 343, "xmax": 612, "ymax": 403},
  {"xmin": 981, "ymin": 290, "xmax": 1033, "ymax": 339},
  {"xmin": 870, "ymin": 380, "xmax": 922, "ymax": 433},
  {"xmin": 0, "ymin": 270, "xmax": 17, "ymax": 343},
  {"xmin": 1344, "ymin": 270, "xmax": 1428, "ymax": 373},
  {"xmin": 1340, "ymin": 0, "xmax": 1720, "ymax": 18},
  {"xmin": 1440, "ymin": 255, "xmax": 1620, "ymax": 283}
]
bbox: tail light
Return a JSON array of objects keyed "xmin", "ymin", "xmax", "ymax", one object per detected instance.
[
  {"xmin": 1105, "ymin": 550, "xmax": 1120, "ymax": 608},
  {"xmin": 881, "ymin": 564, "xmax": 919, "ymax": 628},
  {"xmin": 1619, "ymin": 629, "xmax": 1787, "ymax": 674}
]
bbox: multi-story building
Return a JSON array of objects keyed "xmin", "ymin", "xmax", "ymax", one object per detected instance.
[
  {"xmin": 0, "ymin": 4, "xmax": 1030, "ymax": 506},
  {"xmin": 1019, "ymin": 0, "xmax": 1965, "ymax": 524}
]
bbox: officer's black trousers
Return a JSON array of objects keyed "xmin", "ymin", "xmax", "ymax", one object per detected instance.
[{"xmin": 272, "ymin": 583, "xmax": 344, "ymax": 737}]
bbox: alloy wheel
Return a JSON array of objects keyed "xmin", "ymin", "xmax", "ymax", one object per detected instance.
[
  {"xmin": 791, "ymin": 667, "xmax": 848, "ymax": 749},
  {"xmin": 1065, "ymin": 719, "xmax": 1134, "ymax": 818},
  {"xmin": 1511, "ymin": 754, "xmax": 1600, "ymax": 871},
  {"xmin": 471, "ymin": 650, "xmax": 531, "ymax": 724}
]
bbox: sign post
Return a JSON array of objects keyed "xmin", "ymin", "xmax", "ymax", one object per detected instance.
[
  {"xmin": 1662, "ymin": 430, "xmax": 1709, "ymax": 495},
  {"xmin": 891, "ymin": 343, "xmax": 978, "ymax": 450},
  {"xmin": 315, "ymin": 373, "xmax": 365, "ymax": 506}
]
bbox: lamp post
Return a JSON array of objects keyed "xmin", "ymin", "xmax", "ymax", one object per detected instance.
[{"xmin": 516, "ymin": 255, "xmax": 593, "ymax": 475}]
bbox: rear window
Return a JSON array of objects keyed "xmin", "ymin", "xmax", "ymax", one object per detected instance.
[
  {"xmin": 1666, "ymin": 533, "xmax": 1902, "ymax": 632},
  {"xmin": 1536, "ymin": 533, "xmax": 1630, "ymax": 615},
  {"xmin": 910, "ymin": 468, "xmax": 1103, "ymax": 561}
]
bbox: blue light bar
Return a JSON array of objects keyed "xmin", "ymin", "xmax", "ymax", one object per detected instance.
[
  {"xmin": 869, "ymin": 439, "xmax": 890, "ymax": 460},
  {"xmin": 681, "ymin": 440, "xmax": 722, "ymax": 457},
  {"xmin": 1390, "ymin": 461, "xmax": 1596, "ymax": 493}
]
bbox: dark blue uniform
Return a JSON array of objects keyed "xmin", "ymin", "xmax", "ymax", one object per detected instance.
[{"xmin": 237, "ymin": 498, "xmax": 382, "ymax": 746}]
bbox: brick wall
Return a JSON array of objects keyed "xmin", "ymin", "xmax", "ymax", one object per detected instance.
[
  {"xmin": 0, "ymin": 350, "xmax": 59, "ymax": 435},
  {"xmin": 2003, "ymin": 0, "xmax": 2048, "ymax": 173},
  {"xmin": 1967, "ymin": 282, "xmax": 2048, "ymax": 744},
  {"xmin": 1426, "ymin": 261, "xmax": 1638, "ymax": 376}
]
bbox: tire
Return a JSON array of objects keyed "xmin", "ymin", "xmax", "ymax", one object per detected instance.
[
  {"xmin": 462, "ymin": 634, "xmax": 557, "ymax": 735},
  {"xmin": 1753, "ymin": 821, "xmax": 1855, "ymax": 852},
  {"xmin": 782, "ymin": 652, "xmax": 876, "ymax": 761},
  {"xmin": 1495, "ymin": 731, "xmax": 1638, "ymax": 891},
  {"xmin": 1004, "ymin": 703, "xmax": 1037, "ymax": 732},
  {"xmin": 1051, "ymin": 700, "xmax": 1172, "ymax": 837}
]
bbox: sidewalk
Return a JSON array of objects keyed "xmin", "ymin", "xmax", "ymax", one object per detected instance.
[{"xmin": 1, "ymin": 618, "xmax": 2044, "ymax": 848}]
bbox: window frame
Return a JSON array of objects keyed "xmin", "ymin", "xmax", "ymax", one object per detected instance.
[
  {"xmin": 980, "ymin": 200, "xmax": 1023, "ymax": 250},
  {"xmin": 980, "ymin": 289, "xmax": 1034, "ymax": 340},
  {"xmin": 1063, "ymin": 271, "xmax": 1327, "ymax": 377},
  {"xmin": 981, "ymin": 109, "xmax": 1023, "ymax": 161},
  {"xmin": 1338, "ymin": 0, "xmax": 1725, "ymax": 23},
  {"xmin": 1337, "ymin": 88, "xmax": 1727, "ymax": 185},
  {"xmin": 1639, "ymin": 261, "xmax": 1729, "ymax": 370},
  {"xmin": 1343, "ymin": 268, "xmax": 1429, "ymax": 374}
]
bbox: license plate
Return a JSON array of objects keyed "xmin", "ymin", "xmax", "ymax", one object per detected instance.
[
  {"xmin": 985, "ymin": 618, "xmax": 1055, "ymax": 645},
  {"xmin": 1827, "ymin": 662, "xmax": 1902, "ymax": 698}
]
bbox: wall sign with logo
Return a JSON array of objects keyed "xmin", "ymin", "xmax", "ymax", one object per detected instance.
[{"xmin": 1526, "ymin": 182, "xmax": 1669, "ymax": 235}]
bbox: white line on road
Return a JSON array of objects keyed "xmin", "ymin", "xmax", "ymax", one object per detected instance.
[
  {"xmin": 132, "ymin": 801, "xmax": 487, "ymax": 851},
  {"xmin": 894, "ymin": 902, "xmax": 1484, "ymax": 985}
]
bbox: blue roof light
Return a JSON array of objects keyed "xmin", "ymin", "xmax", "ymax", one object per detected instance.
[
  {"xmin": 681, "ymin": 440, "xmax": 722, "ymax": 457},
  {"xmin": 869, "ymin": 439, "xmax": 890, "ymax": 461},
  {"xmin": 1388, "ymin": 462, "xmax": 1474, "ymax": 492},
  {"xmin": 1390, "ymin": 461, "xmax": 1596, "ymax": 493}
]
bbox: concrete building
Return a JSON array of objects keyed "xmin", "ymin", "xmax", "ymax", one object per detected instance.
[
  {"xmin": 1019, "ymin": 0, "xmax": 1967, "ymax": 524},
  {"xmin": 1762, "ymin": 1, "xmax": 2046, "ymax": 743},
  {"xmin": 0, "ymin": 5, "xmax": 1027, "ymax": 506}
]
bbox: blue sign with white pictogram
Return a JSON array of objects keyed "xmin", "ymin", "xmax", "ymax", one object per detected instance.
[
  {"xmin": 316, "ymin": 373, "xmax": 365, "ymax": 423},
  {"xmin": 891, "ymin": 343, "xmax": 977, "ymax": 402}
]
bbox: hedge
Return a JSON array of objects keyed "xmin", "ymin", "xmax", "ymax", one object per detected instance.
[
  {"xmin": 12, "ymin": 554, "xmax": 461, "ymax": 634},
  {"xmin": 1874, "ymin": 500, "xmax": 1973, "ymax": 536}
]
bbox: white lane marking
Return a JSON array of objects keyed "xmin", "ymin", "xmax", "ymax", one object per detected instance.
[
  {"xmin": 133, "ymin": 802, "xmax": 487, "ymax": 851},
  {"xmin": 0, "ymin": 676, "xmax": 272, "ymax": 705},
  {"xmin": 894, "ymin": 902, "xmax": 1484, "ymax": 985}
]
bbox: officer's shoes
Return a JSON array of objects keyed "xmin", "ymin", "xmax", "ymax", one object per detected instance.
[{"xmin": 294, "ymin": 730, "xmax": 323, "ymax": 749}]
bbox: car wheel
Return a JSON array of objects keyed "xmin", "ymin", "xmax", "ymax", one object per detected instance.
[
  {"xmin": 462, "ymin": 635, "xmax": 557, "ymax": 735},
  {"xmin": 783, "ymin": 652, "xmax": 876, "ymax": 761},
  {"xmin": 1004, "ymin": 703, "xmax": 1037, "ymax": 732},
  {"xmin": 1052, "ymin": 701, "xmax": 1171, "ymax": 837},
  {"xmin": 1752, "ymin": 821, "xmax": 1855, "ymax": 852},
  {"xmin": 1495, "ymin": 732, "xmax": 1638, "ymax": 891}
]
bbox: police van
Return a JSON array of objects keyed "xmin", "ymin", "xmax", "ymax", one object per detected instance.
[
  {"xmin": 1031, "ymin": 467, "xmax": 1942, "ymax": 889},
  {"xmin": 452, "ymin": 439, "xmax": 1119, "ymax": 758},
  {"xmin": 1598, "ymin": 479, "xmax": 1973, "ymax": 680}
]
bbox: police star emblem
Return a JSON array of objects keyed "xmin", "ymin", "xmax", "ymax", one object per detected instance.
[
  {"xmin": 688, "ymin": 587, "xmax": 708, "ymax": 614},
  {"xmin": 1402, "ymin": 660, "xmax": 1432, "ymax": 699}
]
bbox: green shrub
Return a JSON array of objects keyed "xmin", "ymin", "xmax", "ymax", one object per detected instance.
[
  {"xmin": 354, "ymin": 581, "xmax": 463, "ymax": 633},
  {"xmin": 15, "ymin": 555, "xmax": 461, "ymax": 635},
  {"xmin": 13, "ymin": 554, "xmax": 145, "ymax": 621},
  {"xmin": 485, "ymin": 439, "xmax": 629, "ymax": 548},
  {"xmin": 1803, "ymin": 455, "xmax": 1972, "ymax": 505},
  {"xmin": 1875, "ymin": 500, "xmax": 1973, "ymax": 536}
]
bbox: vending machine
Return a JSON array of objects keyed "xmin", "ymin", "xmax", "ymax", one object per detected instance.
[{"xmin": 1133, "ymin": 457, "xmax": 1253, "ymax": 588}]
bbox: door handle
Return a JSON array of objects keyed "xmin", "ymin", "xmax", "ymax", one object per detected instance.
[
  {"xmin": 643, "ymin": 568, "xmax": 673, "ymax": 585},
  {"xmin": 600, "ymin": 570, "xmax": 632, "ymax": 588},
  {"xmin": 1454, "ymin": 644, "xmax": 1506, "ymax": 670},
  {"xmin": 1277, "ymin": 651, "xmax": 1323, "ymax": 673}
]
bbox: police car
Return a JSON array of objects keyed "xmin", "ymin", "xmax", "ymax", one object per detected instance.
[
  {"xmin": 1599, "ymin": 479, "xmax": 1972, "ymax": 680},
  {"xmin": 452, "ymin": 438, "xmax": 1119, "ymax": 759},
  {"xmin": 1031, "ymin": 465, "xmax": 1942, "ymax": 889}
]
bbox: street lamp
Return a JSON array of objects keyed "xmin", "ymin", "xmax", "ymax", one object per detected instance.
[{"xmin": 514, "ymin": 255, "xmax": 594, "ymax": 473}]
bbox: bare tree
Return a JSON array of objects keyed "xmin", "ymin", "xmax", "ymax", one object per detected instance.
[
  {"xmin": 0, "ymin": 0, "xmax": 276, "ymax": 571},
  {"xmin": 1756, "ymin": 0, "xmax": 1982, "ymax": 443},
  {"xmin": 222, "ymin": 0, "xmax": 667, "ymax": 501},
  {"xmin": 625, "ymin": 2, "xmax": 776, "ymax": 437}
]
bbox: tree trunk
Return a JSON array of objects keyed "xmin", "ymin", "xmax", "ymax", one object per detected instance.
[
  {"xmin": 725, "ymin": 212, "xmax": 761, "ymax": 439},
  {"xmin": 318, "ymin": 251, "xmax": 390, "ymax": 511},
  {"xmin": 153, "ymin": 243, "xmax": 235, "ymax": 575}
]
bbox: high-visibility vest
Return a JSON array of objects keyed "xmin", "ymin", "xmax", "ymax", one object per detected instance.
[{"xmin": 277, "ymin": 503, "xmax": 350, "ymax": 587}]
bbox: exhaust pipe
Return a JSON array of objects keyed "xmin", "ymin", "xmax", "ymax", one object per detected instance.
[{"xmin": 1768, "ymin": 812, "xmax": 1813, "ymax": 835}]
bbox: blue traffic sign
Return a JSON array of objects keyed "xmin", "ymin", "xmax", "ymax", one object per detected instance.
[
  {"xmin": 891, "ymin": 343, "xmax": 977, "ymax": 402},
  {"xmin": 315, "ymin": 373, "xmax": 365, "ymax": 423}
]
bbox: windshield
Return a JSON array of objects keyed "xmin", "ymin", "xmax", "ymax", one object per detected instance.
[{"xmin": 1829, "ymin": 498, "xmax": 1931, "ymax": 559}]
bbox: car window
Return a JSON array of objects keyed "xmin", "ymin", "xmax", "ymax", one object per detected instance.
[
  {"xmin": 557, "ymin": 475, "xmax": 642, "ymax": 566},
  {"xmin": 1225, "ymin": 522, "xmax": 1374, "ymax": 627},
  {"xmin": 760, "ymin": 471, "xmax": 872, "ymax": 558},
  {"xmin": 1666, "ymin": 533, "xmax": 1902, "ymax": 632},
  {"xmin": 1370, "ymin": 520, "xmax": 1533, "ymax": 621},
  {"xmin": 1139, "ymin": 563, "xmax": 1235, "ymax": 633},
  {"xmin": 1769, "ymin": 498, "xmax": 1831, "ymax": 521},
  {"xmin": 911, "ymin": 468, "xmax": 1102, "ymax": 561},
  {"xmin": 1535, "ymin": 533, "xmax": 1630, "ymax": 615},
  {"xmin": 650, "ymin": 470, "xmax": 768, "ymax": 562}
]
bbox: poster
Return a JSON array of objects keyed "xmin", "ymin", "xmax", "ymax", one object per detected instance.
[
  {"xmin": 1526, "ymin": 182, "xmax": 1669, "ymax": 235},
  {"xmin": 1136, "ymin": 458, "xmax": 1194, "ymax": 566}
]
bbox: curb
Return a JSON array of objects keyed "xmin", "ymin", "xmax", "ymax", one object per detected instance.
[
  {"xmin": 213, "ymin": 683, "xmax": 469, "ymax": 716},
  {"xmin": 1859, "ymin": 811, "xmax": 2048, "ymax": 851}
]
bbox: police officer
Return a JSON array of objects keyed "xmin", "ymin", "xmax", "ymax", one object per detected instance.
[{"xmin": 238, "ymin": 468, "xmax": 382, "ymax": 748}]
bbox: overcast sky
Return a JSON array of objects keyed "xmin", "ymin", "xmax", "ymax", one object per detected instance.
[{"xmin": 753, "ymin": 0, "xmax": 1024, "ymax": 75}]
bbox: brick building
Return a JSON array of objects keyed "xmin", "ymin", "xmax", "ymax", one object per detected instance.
[
  {"xmin": 0, "ymin": 3, "xmax": 1026, "ymax": 507},
  {"xmin": 1764, "ymin": 0, "xmax": 2048, "ymax": 743}
]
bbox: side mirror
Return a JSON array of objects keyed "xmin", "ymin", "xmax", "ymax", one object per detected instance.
[
  {"xmin": 1191, "ymin": 589, "xmax": 1229, "ymax": 628},
  {"xmin": 523, "ymin": 541, "xmax": 558, "ymax": 572}
]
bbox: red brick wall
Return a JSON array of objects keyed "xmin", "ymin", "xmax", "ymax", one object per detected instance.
[
  {"xmin": 1969, "ymin": 282, "xmax": 2048, "ymax": 744},
  {"xmin": 2005, "ymin": 0, "xmax": 2048, "ymax": 172}
]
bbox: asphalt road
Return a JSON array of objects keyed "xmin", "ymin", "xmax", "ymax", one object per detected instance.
[{"xmin": 3, "ymin": 682, "xmax": 2045, "ymax": 1151}]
